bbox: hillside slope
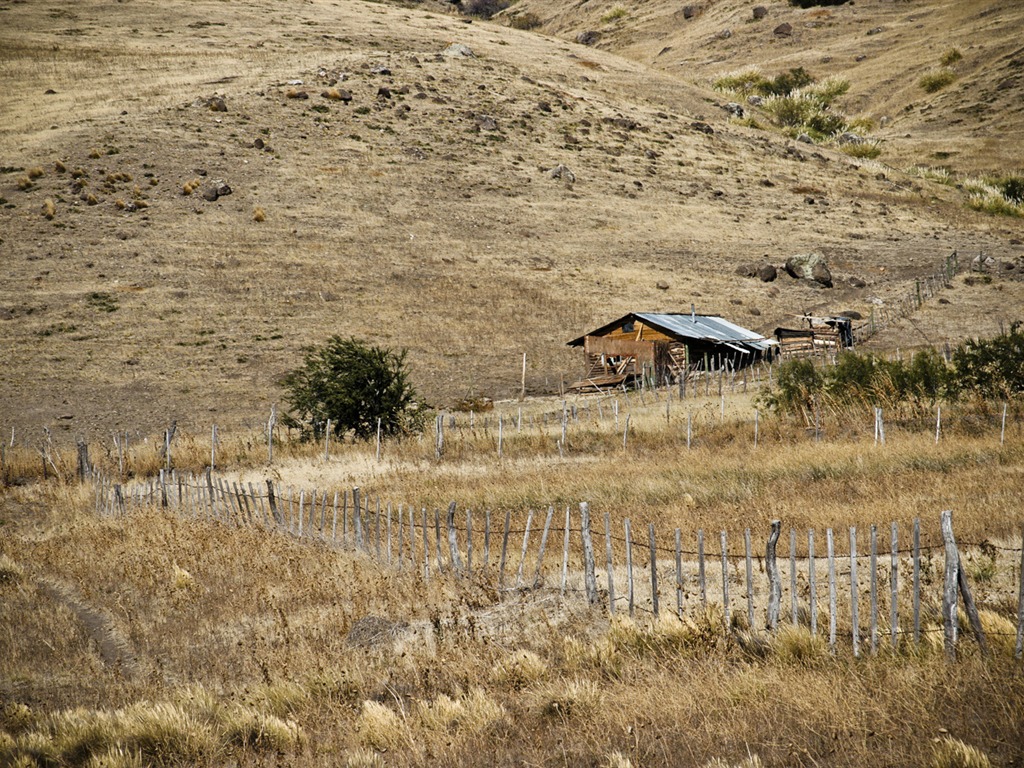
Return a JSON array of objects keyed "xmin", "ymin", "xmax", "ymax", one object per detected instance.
[{"xmin": 0, "ymin": 0, "xmax": 1021, "ymax": 439}]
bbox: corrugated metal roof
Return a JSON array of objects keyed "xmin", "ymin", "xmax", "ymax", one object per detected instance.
[
  {"xmin": 566, "ymin": 312, "xmax": 777, "ymax": 351},
  {"xmin": 633, "ymin": 313, "xmax": 776, "ymax": 352}
]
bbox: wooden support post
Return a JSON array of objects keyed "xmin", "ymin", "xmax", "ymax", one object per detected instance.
[
  {"xmin": 375, "ymin": 498, "xmax": 382, "ymax": 559},
  {"xmin": 580, "ymin": 502, "xmax": 599, "ymax": 605},
  {"xmin": 766, "ymin": 520, "xmax": 781, "ymax": 631},
  {"xmin": 353, "ymin": 487, "xmax": 362, "ymax": 549},
  {"xmin": 675, "ymin": 528, "xmax": 683, "ymax": 619},
  {"xmin": 941, "ymin": 510, "xmax": 959, "ymax": 659},
  {"xmin": 605, "ymin": 512, "xmax": 616, "ymax": 613},
  {"xmin": 649, "ymin": 523, "xmax": 659, "ymax": 617},
  {"xmin": 484, "ymin": 510, "xmax": 491, "ymax": 570}
]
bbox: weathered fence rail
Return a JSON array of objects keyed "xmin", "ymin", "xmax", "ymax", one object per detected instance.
[{"xmin": 94, "ymin": 472, "xmax": 1024, "ymax": 660}]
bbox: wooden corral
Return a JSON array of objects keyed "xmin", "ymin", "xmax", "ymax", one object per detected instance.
[
  {"xmin": 775, "ymin": 316, "xmax": 854, "ymax": 360},
  {"xmin": 567, "ymin": 312, "xmax": 775, "ymax": 391}
]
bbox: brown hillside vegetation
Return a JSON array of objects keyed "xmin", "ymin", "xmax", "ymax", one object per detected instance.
[{"xmin": 0, "ymin": 0, "xmax": 1021, "ymax": 439}]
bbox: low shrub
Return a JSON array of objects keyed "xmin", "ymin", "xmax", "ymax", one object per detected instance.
[{"xmin": 919, "ymin": 69, "xmax": 956, "ymax": 93}]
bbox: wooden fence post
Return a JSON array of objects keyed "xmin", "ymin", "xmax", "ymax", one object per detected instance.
[
  {"xmin": 745, "ymin": 528, "xmax": 754, "ymax": 629},
  {"xmin": 560, "ymin": 506, "xmax": 570, "ymax": 594},
  {"xmin": 698, "ymin": 529, "xmax": 706, "ymax": 608},
  {"xmin": 422, "ymin": 508, "xmax": 430, "ymax": 578},
  {"xmin": 466, "ymin": 509, "xmax": 472, "ymax": 576},
  {"xmin": 890, "ymin": 522, "xmax": 899, "ymax": 650},
  {"xmin": 790, "ymin": 528, "xmax": 798, "ymax": 625},
  {"xmin": 434, "ymin": 508, "xmax": 443, "ymax": 570},
  {"xmin": 580, "ymin": 502, "xmax": 599, "ymax": 605},
  {"xmin": 1016, "ymin": 522, "xmax": 1024, "ymax": 659},
  {"xmin": 649, "ymin": 523, "xmax": 659, "ymax": 617},
  {"xmin": 766, "ymin": 520, "xmax": 781, "ymax": 631},
  {"xmin": 941, "ymin": 510, "xmax": 959, "ymax": 659},
  {"xmin": 721, "ymin": 531, "xmax": 730, "ymax": 630},
  {"xmin": 675, "ymin": 528, "xmax": 683, "ymax": 619},
  {"xmin": 851, "ymin": 527, "xmax": 860, "ymax": 658},
  {"xmin": 913, "ymin": 518, "xmax": 921, "ymax": 645},
  {"xmin": 957, "ymin": 552, "xmax": 989, "ymax": 656},
  {"xmin": 605, "ymin": 512, "xmax": 616, "ymax": 613},
  {"xmin": 533, "ymin": 506, "xmax": 555, "ymax": 588},
  {"xmin": 808, "ymin": 529, "xmax": 817, "ymax": 635},
  {"xmin": 625, "ymin": 519, "xmax": 635, "ymax": 617},
  {"xmin": 827, "ymin": 528, "xmax": 836, "ymax": 653},
  {"xmin": 499, "ymin": 509, "xmax": 511, "ymax": 588},
  {"xmin": 515, "ymin": 509, "xmax": 534, "ymax": 588},
  {"xmin": 353, "ymin": 487, "xmax": 362, "ymax": 549},
  {"xmin": 447, "ymin": 501, "xmax": 463, "ymax": 575}
]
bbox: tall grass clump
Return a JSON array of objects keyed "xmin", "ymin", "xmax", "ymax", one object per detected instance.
[
  {"xmin": 931, "ymin": 737, "xmax": 992, "ymax": 768},
  {"xmin": 919, "ymin": 69, "xmax": 957, "ymax": 93}
]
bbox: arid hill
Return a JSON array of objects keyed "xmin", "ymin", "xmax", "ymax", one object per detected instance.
[{"xmin": 0, "ymin": 0, "xmax": 1021, "ymax": 439}]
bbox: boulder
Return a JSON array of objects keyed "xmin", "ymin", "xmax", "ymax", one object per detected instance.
[
  {"xmin": 747, "ymin": 95, "xmax": 764, "ymax": 106},
  {"xmin": 735, "ymin": 263, "xmax": 759, "ymax": 278},
  {"xmin": 785, "ymin": 253, "xmax": 832, "ymax": 288},
  {"xmin": 758, "ymin": 264, "xmax": 778, "ymax": 282},
  {"xmin": 691, "ymin": 121, "xmax": 714, "ymax": 135},
  {"xmin": 576, "ymin": 31, "xmax": 600, "ymax": 45},
  {"xmin": 752, "ymin": 6, "xmax": 768, "ymax": 20},
  {"xmin": 548, "ymin": 164, "xmax": 576, "ymax": 184},
  {"xmin": 848, "ymin": 276, "xmax": 867, "ymax": 288},
  {"xmin": 656, "ymin": 280, "xmax": 670, "ymax": 290},
  {"xmin": 475, "ymin": 114, "xmax": 499, "ymax": 131},
  {"xmin": 682, "ymin": 5, "xmax": 700, "ymax": 20},
  {"xmin": 442, "ymin": 43, "xmax": 475, "ymax": 57},
  {"xmin": 774, "ymin": 22, "xmax": 793, "ymax": 37},
  {"xmin": 722, "ymin": 102, "xmax": 744, "ymax": 118},
  {"xmin": 796, "ymin": 133, "xmax": 813, "ymax": 144}
]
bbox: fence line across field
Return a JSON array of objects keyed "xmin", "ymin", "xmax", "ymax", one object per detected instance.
[{"xmin": 94, "ymin": 472, "xmax": 1024, "ymax": 661}]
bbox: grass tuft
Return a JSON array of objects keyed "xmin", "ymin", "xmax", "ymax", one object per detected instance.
[
  {"xmin": 919, "ymin": 69, "xmax": 956, "ymax": 93},
  {"xmin": 253, "ymin": 206, "xmax": 266, "ymax": 222},
  {"xmin": 0, "ymin": 554, "xmax": 25, "ymax": 584},
  {"xmin": 931, "ymin": 737, "xmax": 992, "ymax": 768},
  {"xmin": 356, "ymin": 701, "xmax": 405, "ymax": 751}
]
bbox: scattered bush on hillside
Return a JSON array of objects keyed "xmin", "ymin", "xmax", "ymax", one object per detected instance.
[
  {"xmin": 765, "ymin": 326, "xmax": 1024, "ymax": 415},
  {"xmin": 940, "ymin": 48, "xmax": 963, "ymax": 67},
  {"xmin": 918, "ymin": 69, "xmax": 956, "ymax": 93},
  {"xmin": 508, "ymin": 12, "xmax": 542, "ymax": 29},
  {"xmin": 281, "ymin": 336, "xmax": 425, "ymax": 441},
  {"xmin": 839, "ymin": 140, "xmax": 882, "ymax": 159},
  {"xmin": 460, "ymin": 0, "xmax": 510, "ymax": 19},
  {"xmin": 600, "ymin": 6, "xmax": 628, "ymax": 23}
]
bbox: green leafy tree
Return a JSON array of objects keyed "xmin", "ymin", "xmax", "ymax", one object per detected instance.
[{"xmin": 281, "ymin": 336, "xmax": 425, "ymax": 440}]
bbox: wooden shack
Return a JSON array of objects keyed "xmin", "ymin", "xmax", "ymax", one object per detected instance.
[
  {"xmin": 567, "ymin": 312, "xmax": 776, "ymax": 391},
  {"xmin": 774, "ymin": 315, "xmax": 854, "ymax": 359}
]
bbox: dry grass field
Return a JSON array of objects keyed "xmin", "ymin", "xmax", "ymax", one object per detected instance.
[
  {"xmin": 0, "ymin": 0, "xmax": 1022, "ymax": 440},
  {"xmin": 2, "ymin": 1, "xmax": 1024, "ymax": 766}
]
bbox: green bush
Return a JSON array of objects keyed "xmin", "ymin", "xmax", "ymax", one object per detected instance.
[
  {"xmin": 281, "ymin": 336, "xmax": 425, "ymax": 440},
  {"xmin": 950, "ymin": 323, "xmax": 1024, "ymax": 400}
]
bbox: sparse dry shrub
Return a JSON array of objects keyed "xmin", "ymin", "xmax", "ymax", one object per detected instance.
[
  {"xmin": 418, "ymin": 688, "xmax": 503, "ymax": 736},
  {"xmin": 534, "ymin": 678, "xmax": 602, "ymax": 719},
  {"xmin": 605, "ymin": 752, "xmax": 633, "ymax": 768},
  {"xmin": 0, "ymin": 555, "xmax": 26, "ymax": 584},
  {"xmin": 253, "ymin": 206, "xmax": 266, "ymax": 222},
  {"xmin": 54, "ymin": 160, "xmax": 66, "ymax": 173},
  {"xmin": 219, "ymin": 707, "xmax": 302, "ymax": 751},
  {"xmin": 148, "ymin": 177, "xmax": 158, "ymax": 186},
  {"xmin": 86, "ymin": 193, "xmax": 99, "ymax": 205},
  {"xmin": 84, "ymin": 745, "xmax": 144, "ymax": 768},
  {"xmin": 250, "ymin": 681, "xmax": 309, "ymax": 718},
  {"xmin": 115, "ymin": 198, "xmax": 126, "ymax": 210},
  {"xmin": 343, "ymin": 747, "xmax": 385, "ymax": 768},
  {"xmin": 27, "ymin": 166, "xmax": 44, "ymax": 180},
  {"xmin": 89, "ymin": 148, "xmax": 101, "ymax": 159},
  {"xmin": 171, "ymin": 563, "xmax": 194, "ymax": 590},
  {"xmin": 919, "ymin": 69, "xmax": 956, "ymax": 93},
  {"xmin": 492, "ymin": 649, "xmax": 548, "ymax": 689},
  {"xmin": 771, "ymin": 624, "xmax": 827, "ymax": 664},
  {"xmin": 16, "ymin": 176, "xmax": 32, "ymax": 191},
  {"xmin": 563, "ymin": 634, "xmax": 622, "ymax": 678},
  {"xmin": 356, "ymin": 700, "xmax": 405, "ymax": 751},
  {"xmin": 931, "ymin": 737, "xmax": 992, "ymax": 768},
  {"xmin": 322, "ymin": 88, "xmax": 342, "ymax": 100},
  {"xmin": 42, "ymin": 198, "xmax": 55, "ymax": 219},
  {"xmin": 71, "ymin": 167, "xmax": 87, "ymax": 179},
  {"xmin": 133, "ymin": 199, "xmax": 148, "ymax": 210},
  {"xmin": 704, "ymin": 755, "xmax": 764, "ymax": 768},
  {"xmin": 976, "ymin": 609, "xmax": 1017, "ymax": 656}
]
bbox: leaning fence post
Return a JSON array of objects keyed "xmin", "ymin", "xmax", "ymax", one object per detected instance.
[
  {"xmin": 698, "ymin": 529, "xmax": 706, "ymax": 608},
  {"xmin": 790, "ymin": 528, "xmax": 798, "ymax": 626},
  {"xmin": 533, "ymin": 506, "xmax": 555, "ymax": 588},
  {"xmin": 913, "ymin": 518, "xmax": 921, "ymax": 645},
  {"xmin": 890, "ymin": 522, "xmax": 899, "ymax": 650},
  {"xmin": 675, "ymin": 528, "xmax": 683, "ymax": 619},
  {"xmin": 766, "ymin": 520, "xmax": 781, "ymax": 631},
  {"xmin": 515, "ymin": 509, "xmax": 534, "ymax": 588},
  {"xmin": 851, "ymin": 526, "xmax": 860, "ymax": 658},
  {"xmin": 870, "ymin": 524, "xmax": 878, "ymax": 655},
  {"xmin": 579, "ymin": 502, "xmax": 599, "ymax": 605},
  {"xmin": 744, "ymin": 528, "xmax": 754, "ymax": 629},
  {"xmin": 721, "ymin": 531, "xmax": 730, "ymax": 631},
  {"xmin": 827, "ymin": 528, "xmax": 836, "ymax": 653},
  {"xmin": 808, "ymin": 529, "xmax": 817, "ymax": 635},
  {"xmin": 940, "ymin": 510, "xmax": 959, "ymax": 660},
  {"xmin": 499, "ymin": 509, "xmax": 511, "ymax": 588},
  {"xmin": 957, "ymin": 552, "xmax": 989, "ymax": 657}
]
